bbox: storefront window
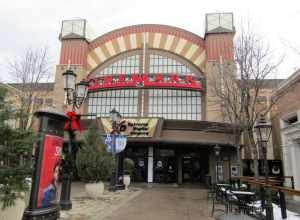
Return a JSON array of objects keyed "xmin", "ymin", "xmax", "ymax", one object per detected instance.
[
  {"xmin": 148, "ymin": 89, "xmax": 201, "ymax": 120},
  {"xmin": 88, "ymin": 89, "xmax": 138, "ymax": 117}
]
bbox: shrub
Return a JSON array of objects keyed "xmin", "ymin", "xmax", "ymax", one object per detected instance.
[
  {"xmin": 76, "ymin": 124, "xmax": 114, "ymax": 183},
  {"xmin": 0, "ymin": 87, "xmax": 35, "ymax": 209},
  {"xmin": 123, "ymin": 158, "xmax": 135, "ymax": 176}
]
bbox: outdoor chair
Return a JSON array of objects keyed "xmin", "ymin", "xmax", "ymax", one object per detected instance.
[
  {"xmin": 224, "ymin": 190, "xmax": 239, "ymax": 213},
  {"xmin": 210, "ymin": 186, "xmax": 228, "ymax": 217},
  {"xmin": 207, "ymin": 184, "xmax": 216, "ymax": 200},
  {"xmin": 245, "ymin": 199, "xmax": 264, "ymax": 219}
]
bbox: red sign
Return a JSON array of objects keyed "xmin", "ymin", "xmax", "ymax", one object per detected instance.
[
  {"xmin": 88, "ymin": 73, "xmax": 203, "ymax": 91},
  {"xmin": 37, "ymin": 135, "xmax": 64, "ymax": 208}
]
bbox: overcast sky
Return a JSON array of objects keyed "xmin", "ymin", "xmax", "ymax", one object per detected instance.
[{"xmin": 0, "ymin": 0, "xmax": 299, "ymax": 82}]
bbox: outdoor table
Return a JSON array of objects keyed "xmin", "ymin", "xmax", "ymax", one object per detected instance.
[
  {"xmin": 231, "ymin": 191, "xmax": 256, "ymax": 213},
  {"xmin": 217, "ymin": 184, "xmax": 231, "ymax": 193},
  {"xmin": 231, "ymin": 191, "xmax": 255, "ymax": 201},
  {"xmin": 217, "ymin": 183, "xmax": 231, "ymax": 187}
]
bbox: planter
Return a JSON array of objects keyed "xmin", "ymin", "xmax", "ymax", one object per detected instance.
[
  {"xmin": 123, "ymin": 175, "xmax": 131, "ymax": 190},
  {"xmin": 0, "ymin": 198, "xmax": 26, "ymax": 220},
  {"xmin": 85, "ymin": 182, "xmax": 104, "ymax": 199}
]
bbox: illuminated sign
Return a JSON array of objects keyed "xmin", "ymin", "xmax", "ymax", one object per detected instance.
[{"xmin": 88, "ymin": 73, "xmax": 203, "ymax": 91}]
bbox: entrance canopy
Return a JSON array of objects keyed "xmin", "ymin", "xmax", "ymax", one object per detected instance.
[{"xmin": 78, "ymin": 117, "xmax": 237, "ymax": 148}]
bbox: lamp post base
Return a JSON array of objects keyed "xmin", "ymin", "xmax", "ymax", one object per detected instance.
[
  {"xmin": 109, "ymin": 184, "xmax": 125, "ymax": 191},
  {"xmin": 22, "ymin": 205, "xmax": 60, "ymax": 220},
  {"xmin": 59, "ymin": 173, "xmax": 72, "ymax": 210},
  {"xmin": 265, "ymin": 188, "xmax": 274, "ymax": 220},
  {"xmin": 59, "ymin": 200, "xmax": 72, "ymax": 210},
  {"xmin": 265, "ymin": 204, "xmax": 274, "ymax": 220}
]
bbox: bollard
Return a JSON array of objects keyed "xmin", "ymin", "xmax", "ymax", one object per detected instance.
[{"xmin": 22, "ymin": 108, "xmax": 67, "ymax": 220}]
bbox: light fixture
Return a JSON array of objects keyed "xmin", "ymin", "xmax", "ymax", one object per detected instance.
[
  {"xmin": 254, "ymin": 115, "xmax": 272, "ymax": 145},
  {"xmin": 62, "ymin": 69, "xmax": 89, "ymax": 110},
  {"xmin": 110, "ymin": 108, "xmax": 121, "ymax": 124},
  {"xmin": 62, "ymin": 69, "xmax": 77, "ymax": 92},
  {"xmin": 214, "ymin": 145, "xmax": 221, "ymax": 157},
  {"xmin": 75, "ymin": 80, "xmax": 89, "ymax": 107}
]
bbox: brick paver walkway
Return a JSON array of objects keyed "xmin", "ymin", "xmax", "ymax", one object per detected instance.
[{"xmin": 103, "ymin": 185, "xmax": 214, "ymax": 220}]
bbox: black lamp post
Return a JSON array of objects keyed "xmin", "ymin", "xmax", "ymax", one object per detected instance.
[
  {"xmin": 110, "ymin": 108, "xmax": 125, "ymax": 191},
  {"xmin": 60, "ymin": 68, "xmax": 89, "ymax": 210},
  {"xmin": 254, "ymin": 115, "xmax": 273, "ymax": 220},
  {"xmin": 214, "ymin": 145, "xmax": 221, "ymax": 184}
]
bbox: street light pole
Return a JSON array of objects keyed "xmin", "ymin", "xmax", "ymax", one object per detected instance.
[
  {"xmin": 60, "ymin": 68, "xmax": 89, "ymax": 210},
  {"xmin": 110, "ymin": 108, "xmax": 125, "ymax": 191},
  {"xmin": 214, "ymin": 145, "xmax": 221, "ymax": 184},
  {"xmin": 254, "ymin": 115, "xmax": 273, "ymax": 220}
]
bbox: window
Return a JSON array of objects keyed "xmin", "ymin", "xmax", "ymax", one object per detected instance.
[
  {"xmin": 93, "ymin": 55, "xmax": 140, "ymax": 77},
  {"xmin": 148, "ymin": 89, "xmax": 201, "ymax": 120},
  {"xmin": 149, "ymin": 54, "xmax": 193, "ymax": 75},
  {"xmin": 45, "ymin": 98, "xmax": 53, "ymax": 106},
  {"xmin": 87, "ymin": 50, "xmax": 203, "ymax": 120},
  {"xmin": 34, "ymin": 98, "xmax": 43, "ymax": 105},
  {"xmin": 88, "ymin": 89, "xmax": 139, "ymax": 118}
]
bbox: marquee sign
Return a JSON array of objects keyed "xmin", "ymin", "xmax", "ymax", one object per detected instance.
[
  {"xmin": 88, "ymin": 73, "xmax": 204, "ymax": 91},
  {"xmin": 101, "ymin": 118, "xmax": 159, "ymax": 138}
]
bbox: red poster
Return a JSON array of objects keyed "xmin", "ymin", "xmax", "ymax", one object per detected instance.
[{"xmin": 37, "ymin": 135, "xmax": 64, "ymax": 208}]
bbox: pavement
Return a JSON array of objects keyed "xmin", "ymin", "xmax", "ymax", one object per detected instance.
[
  {"xmin": 286, "ymin": 198, "xmax": 300, "ymax": 214},
  {"xmin": 59, "ymin": 182, "xmax": 142, "ymax": 220},
  {"xmin": 103, "ymin": 184, "xmax": 215, "ymax": 220}
]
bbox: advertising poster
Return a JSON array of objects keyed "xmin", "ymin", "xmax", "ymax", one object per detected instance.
[{"xmin": 37, "ymin": 135, "xmax": 64, "ymax": 208}]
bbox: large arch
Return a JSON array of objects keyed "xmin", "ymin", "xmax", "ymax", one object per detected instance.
[{"xmin": 87, "ymin": 24, "xmax": 206, "ymax": 73}]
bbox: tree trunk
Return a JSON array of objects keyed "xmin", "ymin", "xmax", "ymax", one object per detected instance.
[{"xmin": 248, "ymin": 130, "xmax": 259, "ymax": 179}]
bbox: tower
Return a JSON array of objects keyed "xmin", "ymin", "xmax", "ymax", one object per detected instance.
[{"xmin": 204, "ymin": 12, "xmax": 235, "ymax": 122}]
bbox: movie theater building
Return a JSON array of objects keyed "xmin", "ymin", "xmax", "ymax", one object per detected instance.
[{"xmin": 53, "ymin": 13, "xmax": 240, "ymax": 184}]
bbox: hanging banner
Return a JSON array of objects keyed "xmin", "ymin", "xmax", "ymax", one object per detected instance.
[
  {"xmin": 37, "ymin": 135, "xmax": 64, "ymax": 208},
  {"xmin": 104, "ymin": 134, "xmax": 113, "ymax": 152},
  {"xmin": 104, "ymin": 134, "xmax": 127, "ymax": 154},
  {"xmin": 115, "ymin": 135, "xmax": 127, "ymax": 153},
  {"xmin": 101, "ymin": 118, "xmax": 158, "ymax": 137}
]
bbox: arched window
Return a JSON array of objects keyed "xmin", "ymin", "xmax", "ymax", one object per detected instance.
[
  {"xmin": 87, "ymin": 50, "xmax": 203, "ymax": 120},
  {"xmin": 149, "ymin": 54, "xmax": 193, "ymax": 75},
  {"xmin": 92, "ymin": 54, "xmax": 140, "ymax": 77}
]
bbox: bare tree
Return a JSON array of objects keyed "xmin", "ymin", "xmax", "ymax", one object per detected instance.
[
  {"xmin": 210, "ymin": 23, "xmax": 282, "ymax": 178},
  {"xmin": 7, "ymin": 47, "xmax": 52, "ymax": 130}
]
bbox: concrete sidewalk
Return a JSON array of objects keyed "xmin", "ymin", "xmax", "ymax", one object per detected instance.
[
  {"xmin": 286, "ymin": 198, "xmax": 300, "ymax": 214},
  {"xmin": 103, "ymin": 185, "xmax": 214, "ymax": 220}
]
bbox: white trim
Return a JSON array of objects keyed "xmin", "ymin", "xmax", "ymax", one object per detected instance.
[{"xmin": 147, "ymin": 146, "xmax": 154, "ymax": 183}]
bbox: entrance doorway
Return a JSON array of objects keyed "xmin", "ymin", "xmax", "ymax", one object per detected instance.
[
  {"xmin": 182, "ymin": 156, "xmax": 209, "ymax": 183},
  {"xmin": 154, "ymin": 149, "xmax": 177, "ymax": 183},
  {"xmin": 124, "ymin": 146, "xmax": 148, "ymax": 182}
]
